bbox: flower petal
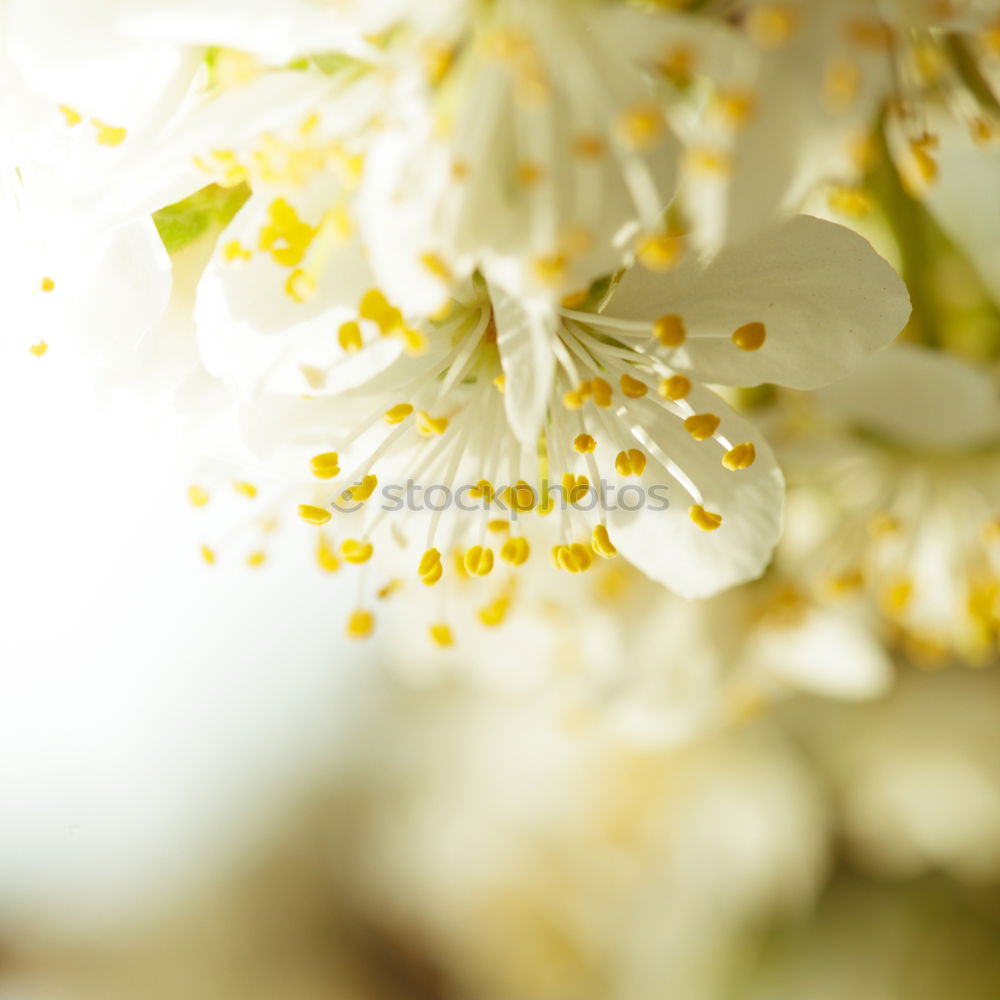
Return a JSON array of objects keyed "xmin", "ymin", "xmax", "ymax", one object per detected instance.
[{"xmin": 605, "ymin": 215, "xmax": 911, "ymax": 389}]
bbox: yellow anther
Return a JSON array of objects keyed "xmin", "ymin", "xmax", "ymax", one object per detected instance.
[
  {"xmin": 571, "ymin": 133, "xmax": 606, "ymax": 159},
  {"xmin": 658, "ymin": 374, "xmax": 691, "ymax": 400},
  {"xmin": 29, "ymin": 341, "xmax": 48, "ymax": 358},
  {"xmin": 92, "ymin": 119, "xmax": 127, "ymax": 147},
  {"xmin": 637, "ymin": 232, "xmax": 685, "ymax": 272},
  {"xmin": 40, "ymin": 277, "xmax": 56, "ymax": 293},
  {"xmin": 656, "ymin": 43, "xmax": 695, "ymax": 85},
  {"xmin": 338, "ymin": 321, "xmax": 363, "ymax": 352},
  {"xmin": 200, "ymin": 544, "xmax": 216, "ymax": 565},
  {"xmin": 689, "ymin": 505, "xmax": 723, "ymax": 531},
  {"xmin": 881, "ymin": 578, "xmax": 913, "ymax": 615},
  {"xmin": 416, "ymin": 410, "xmax": 449, "ymax": 436},
  {"xmin": 233, "ymin": 481, "xmax": 257, "ymax": 499},
  {"xmin": 845, "ymin": 17, "xmax": 895, "ymax": 49},
  {"xmin": 554, "ymin": 543, "xmax": 593, "ymax": 574},
  {"xmin": 487, "ymin": 519, "xmax": 509, "ymax": 534},
  {"xmin": 377, "ymin": 579, "xmax": 402, "ymax": 600},
  {"xmin": 909, "ymin": 139, "xmax": 939, "ymax": 187},
  {"xmin": 614, "ymin": 448, "xmax": 647, "ymax": 477},
  {"xmin": 869, "ymin": 512, "xmax": 900, "ymax": 537},
  {"xmin": 745, "ymin": 4, "xmax": 798, "ymax": 48},
  {"xmin": 500, "ymin": 537, "xmax": 530, "ymax": 566},
  {"xmin": 478, "ymin": 595, "xmax": 511, "ymax": 627},
  {"xmin": 247, "ymin": 550, "xmax": 267, "ymax": 568},
  {"xmin": 684, "ymin": 413, "xmax": 721, "ymax": 441},
  {"xmin": 562, "ymin": 474, "xmax": 592, "ymax": 504},
  {"xmin": 429, "ymin": 623, "xmax": 454, "ymax": 647},
  {"xmin": 591, "ymin": 524, "xmax": 617, "ymax": 559},
  {"xmin": 419, "ymin": 547, "xmax": 443, "ymax": 586},
  {"xmin": 384, "ymin": 403, "xmax": 414, "ymax": 424},
  {"xmin": 464, "ymin": 546, "xmax": 495, "ymax": 576},
  {"xmin": 310, "ymin": 452, "xmax": 341, "ymax": 479},
  {"xmin": 259, "ymin": 198, "xmax": 315, "ymax": 267},
  {"xmin": 591, "ymin": 377, "xmax": 613, "ymax": 407},
  {"xmin": 222, "ymin": 240, "xmax": 252, "ymax": 264},
  {"xmin": 712, "ymin": 88, "xmax": 756, "ymax": 129},
  {"xmin": 493, "ymin": 374, "xmax": 505, "ymax": 393},
  {"xmin": 619, "ymin": 373, "xmax": 648, "ymax": 399},
  {"xmin": 684, "ymin": 148, "xmax": 732, "ymax": 177},
  {"xmin": 298, "ymin": 111, "xmax": 321, "ymax": 136},
  {"xmin": 824, "ymin": 568, "xmax": 864, "ymax": 595},
  {"xmin": 285, "ymin": 269, "xmax": 317, "ymax": 303},
  {"xmin": 59, "ymin": 106, "xmax": 82, "ymax": 127},
  {"xmin": 344, "ymin": 474, "xmax": 377, "ymax": 503},
  {"xmin": 531, "ymin": 253, "xmax": 568, "ymax": 285},
  {"xmin": 316, "ymin": 535, "xmax": 341, "ymax": 573},
  {"xmin": 342, "ymin": 539, "xmax": 373, "ymax": 564},
  {"xmin": 722, "ymin": 442, "xmax": 757, "ymax": 470},
  {"xmin": 420, "ymin": 252, "xmax": 452, "ymax": 281},
  {"xmin": 502, "ymin": 480, "xmax": 537, "ymax": 513},
  {"xmin": 346, "ymin": 609, "xmax": 374, "ymax": 640},
  {"xmin": 652, "ymin": 314, "xmax": 686, "ymax": 348},
  {"xmin": 615, "ymin": 102, "xmax": 666, "ymax": 150},
  {"xmin": 298, "ymin": 504, "xmax": 331, "ymax": 526},
  {"xmin": 823, "ymin": 57, "xmax": 861, "ymax": 113},
  {"xmin": 516, "ymin": 160, "xmax": 544, "ymax": 187},
  {"xmin": 470, "ymin": 480, "xmax": 495, "ymax": 503},
  {"xmin": 299, "ymin": 365, "xmax": 325, "ymax": 390},
  {"xmin": 188, "ymin": 485, "xmax": 209, "ymax": 507},
  {"xmin": 732, "ymin": 321, "xmax": 766, "ymax": 351},
  {"xmin": 574, "ymin": 433, "xmax": 597, "ymax": 454},
  {"xmin": 563, "ymin": 389, "xmax": 586, "ymax": 410},
  {"xmin": 827, "ymin": 185, "xmax": 872, "ymax": 218},
  {"xmin": 399, "ymin": 325, "xmax": 428, "ymax": 355}
]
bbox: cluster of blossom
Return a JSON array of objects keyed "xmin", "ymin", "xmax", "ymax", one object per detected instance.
[{"xmin": 3, "ymin": 0, "xmax": 999, "ymax": 685}]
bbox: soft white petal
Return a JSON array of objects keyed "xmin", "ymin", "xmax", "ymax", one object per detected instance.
[{"xmin": 605, "ymin": 215, "xmax": 911, "ymax": 389}]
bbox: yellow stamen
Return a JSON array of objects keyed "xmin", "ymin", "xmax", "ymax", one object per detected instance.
[
  {"xmin": 653, "ymin": 314, "xmax": 686, "ymax": 348},
  {"xmin": 746, "ymin": 4, "xmax": 798, "ymax": 48},
  {"xmin": 732, "ymin": 321, "xmax": 766, "ymax": 351},
  {"xmin": 658, "ymin": 374, "xmax": 691, "ymax": 400},
  {"xmin": 316, "ymin": 535, "xmax": 341, "ymax": 573},
  {"xmin": 574, "ymin": 433, "xmax": 597, "ymax": 454},
  {"xmin": 200, "ymin": 544, "xmax": 216, "ymax": 565},
  {"xmin": 29, "ymin": 341, "xmax": 48, "ymax": 358},
  {"xmin": 416, "ymin": 410, "xmax": 449, "ymax": 436},
  {"xmin": 637, "ymin": 232, "xmax": 684, "ymax": 272},
  {"xmin": 464, "ymin": 545, "xmax": 495, "ymax": 576},
  {"xmin": 383, "ymin": 403, "xmax": 414, "ymax": 425},
  {"xmin": 684, "ymin": 413, "xmax": 721, "ymax": 441},
  {"xmin": 478, "ymin": 595, "xmax": 510, "ymax": 627},
  {"xmin": 338, "ymin": 321, "xmax": 363, "ymax": 352},
  {"xmin": 247, "ymin": 550, "xmax": 267, "ymax": 567},
  {"xmin": 500, "ymin": 537, "xmax": 530, "ymax": 566},
  {"xmin": 591, "ymin": 377, "xmax": 613, "ymax": 408},
  {"xmin": 419, "ymin": 548, "xmax": 443, "ymax": 586},
  {"xmin": 614, "ymin": 449, "xmax": 647, "ymax": 477},
  {"xmin": 429, "ymin": 623, "xmax": 454, "ymax": 647},
  {"xmin": 343, "ymin": 474, "xmax": 377, "ymax": 503},
  {"xmin": 615, "ymin": 103, "xmax": 666, "ymax": 150},
  {"xmin": 40, "ymin": 277, "xmax": 56, "ymax": 293},
  {"xmin": 722, "ymin": 442, "xmax": 756, "ymax": 470},
  {"xmin": 619, "ymin": 373, "xmax": 648, "ymax": 399},
  {"xmin": 233, "ymin": 481, "xmax": 257, "ymax": 499},
  {"xmin": 689, "ymin": 505, "xmax": 723, "ymax": 531},
  {"xmin": 59, "ymin": 106, "xmax": 82, "ymax": 127},
  {"xmin": 310, "ymin": 452, "xmax": 341, "ymax": 479},
  {"xmin": 298, "ymin": 504, "xmax": 331, "ymax": 526},
  {"xmin": 346, "ymin": 610, "xmax": 374, "ymax": 640},
  {"xmin": 591, "ymin": 525, "xmax": 617, "ymax": 559},
  {"xmin": 92, "ymin": 119, "xmax": 127, "ymax": 147},
  {"xmin": 342, "ymin": 539, "xmax": 373, "ymax": 564},
  {"xmin": 188, "ymin": 485, "xmax": 210, "ymax": 508}
]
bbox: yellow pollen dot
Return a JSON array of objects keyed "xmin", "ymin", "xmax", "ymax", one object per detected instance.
[
  {"xmin": 591, "ymin": 524, "xmax": 617, "ymax": 559},
  {"xmin": 659, "ymin": 374, "xmax": 691, "ymax": 400},
  {"xmin": 222, "ymin": 240, "xmax": 252, "ymax": 264},
  {"xmin": 420, "ymin": 252, "xmax": 452, "ymax": 281},
  {"xmin": 342, "ymin": 539, "xmax": 373, "ymax": 564},
  {"xmin": 416, "ymin": 410, "xmax": 449, "ymax": 436},
  {"xmin": 571, "ymin": 133, "xmax": 606, "ymax": 159},
  {"xmin": 29, "ymin": 341, "xmax": 48, "ymax": 358},
  {"xmin": 92, "ymin": 119, "xmax": 127, "ymax": 147},
  {"xmin": 493, "ymin": 374, "xmax": 505, "ymax": 393},
  {"xmin": 653, "ymin": 314, "xmax": 686, "ymax": 348},
  {"xmin": 247, "ymin": 550, "xmax": 267, "ymax": 568},
  {"xmin": 384, "ymin": 403, "xmax": 414, "ymax": 424},
  {"xmin": 637, "ymin": 232, "xmax": 685, "ymax": 272},
  {"xmin": 590, "ymin": 377, "xmax": 613, "ymax": 408},
  {"xmin": 59, "ymin": 106, "xmax": 82, "ymax": 127},
  {"xmin": 419, "ymin": 547, "xmax": 443, "ymax": 586},
  {"xmin": 824, "ymin": 568, "xmax": 864, "ymax": 596},
  {"xmin": 619, "ymin": 373, "xmax": 648, "ymax": 399},
  {"xmin": 553, "ymin": 543, "xmax": 593, "ymax": 574},
  {"xmin": 310, "ymin": 452, "xmax": 341, "ymax": 479},
  {"xmin": 689, "ymin": 505, "xmax": 723, "ymax": 531},
  {"xmin": 338, "ymin": 321, "xmax": 363, "ymax": 352},
  {"xmin": 712, "ymin": 89, "xmax": 757, "ymax": 129},
  {"xmin": 316, "ymin": 535, "xmax": 341, "ymax": 573},
  {"xmin": 881, "ymin": 578, "xmax": 913, "ymax": 615},
  {"xmin": 823, "ymin": 57, "xmax": 861, "ymax": 113},
  {"xmin": 745, "ymin": 4, "xmax": 799, "ymax": 48},
  {"xmin": 869, "ymin": 512, "xmax": 900, "ymax": 537},
  {"xmin": 500, "ymin": 537, "xmax": 530, "ymax": 566},
  {"xmin": 233, "ymin": 481, "xmax": 257, "ymax": 499},
  {"xmin": 40, "ymin": 277, "xmax": 56, "ymax": 293},
  {"xmin": 470, "ymin": 480, "xmax": 495, "ymax": 503},
  {"xmin": 574, "ymin": 433, "xmax": 597, "ymax": 454},
  {"xmin": 298, "ymin": 504, "xmax": 331, "ymax": 526},
  {"xmin": 561, "ymin": 288, "xmax": 590, "ymax": 310},
  {"xmin": 429, "ymin": 623, "xmax": 454, "ymax": 647},
  {"xmin": 464, "ymin": 546, "xmax": 494, "ymax": 576},
  {"xmin": 343, "ymin": 475, "xmax": 378, "ymax": 504},
  {"xmin": 684, "ymin": 413, "xmax": 721, "ymax": 441},
  {"xmin": 615, "ymin": 449, "xmax": 647, "ymax": 477},
  {"xmin": 346, "ymin": 610, "xmax": 374, "ymax": 640},
  {"xmin": 827, "ymin": 184, "xmax": 872, "ymax": 218},
  {"xmin": 487, "ymin": 519, "xmax": 509, "ymax": 534},
  {"xmin": 451, "ymin": 159, "xmax": 469, "ymax": 181},
  {"xmin": 908, "ymin": 139, "xmax": 939, "ymax": 188},
  {"xmin": 285, "ymin": 269, "xmax": 316, "ymax": 303},
  {"xmin": 259, "ymin": 198, "xmax": 316, "ymax": 267},
  {"xmin": 732, "ymin": 321, "xmax": 766, "ymax": 351},
  {"xmin": 723, "ymin": 442, "xmax": 757, "ymax": 470},
  {"xmin": 531, "ymin": 253, "xmax": 567, "ymax": 285},
  {"xmin": 516, "ymin": 160, "xmax": 544, "ymax": 187},
  {"xmin": 478, "ymin": 595, "xmax": 510, "ymax": 627},
  {"xmin": 563, "ymin": 389, "xmax": 586, "ymax": 410},
  {"xmin": 615, "ymin": 103, "xmax": 666, "ymax": 150},
  {"xmin": 200, "ymin": 544, "xmax": 216, "ymax": 565},
  {"xmin": 188, "ymin": 485, "xmax": 210, "ymax": 507},
  {"xmin": 845, "ymin": 17, "xmax": 894, "ymax": 49},
  {"xmin": 422, "ymin": 40, "xmax": 455, "ymax": 84},
  {"xmin": 562, "ymin": 474, "xmax": 591, "ymax": 505},
  {"xmin": 656, "ymin": 44, "xmax": 695, "ymax": 85},
  {"xmin": 684, "ymin": 147, "xmax": 732, "ymax": 177},
  {"xmin": 298, "ymin": 111, "xmax": 321, "ymax": 136}
]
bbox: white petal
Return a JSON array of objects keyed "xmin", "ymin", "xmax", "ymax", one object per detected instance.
[
  {"xmin": 603, "ymin": 386, "xmax": 785, "ymax": 598},
  {"xmin": 493, "ymin": 290, "xmax": 556, "ymax": 447},
  {"xmin": 605, "ymin": 215, "xmax": 911, "ymax": 389},
  {"xmin": 816, "ymin": 341, "xmax": 1000, "ymax": 452}
]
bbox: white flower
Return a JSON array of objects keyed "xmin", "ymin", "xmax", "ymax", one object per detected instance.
[
  {"xmin": 193, "ymin": 211, "xmax": 908, "ymax": 638},
  {"xmin": 777, "ymin": 341, "xmax": 1000, "ymax": 663}
]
